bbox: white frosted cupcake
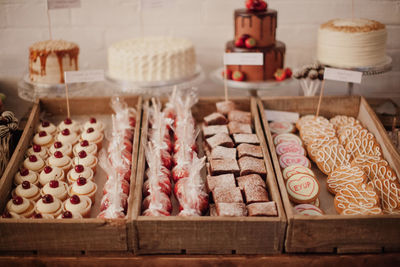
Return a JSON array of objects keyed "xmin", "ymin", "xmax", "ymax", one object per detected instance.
[
  {"xmin": 32, "ymin": 213, "xmax": 54, "ymax": 219},
  {"xmin": 67, "ymin": 164, "xmax": 94, "ymax": 185},
  {"xmin": 35, "ymin": 194, "xmax": 63, "ymax": 217},
  {"xmin": 6, "ymin": 196, "xmax": 35, "ymax": 218},
  {"xmin": 80, "ymin": 127, "xmax": 104, "ymax": 151},
  {"xmin": 41, "ymin": 180, "xmax": 69, "ymax": 201},
  {"xmin": 25, "ymin": 144, "xmax": 48, "ymax": 160},
  {"xmin": 49, "ymin": 141, "xmax": 72, "ymax": 157},
  {"xmin": 57, "ymin": 210, "xmax": 83, "ymax": 219},
  {"xmin": 82, "ymin": 117, "xmax": 105, "ymax": 132},
  {"xmin": 14, "ymin": 168, "xmax": 39, "ymax": 186},
  {"xmin": 2, "ymin": 210, "xmax": 23, "ymax": 219},
  {"xmin": 23, "ymin": 155, "xmax": 45, "ymax": 173},
  {"xmin": 73, "ymin": 140, "xmax": 97, "ymax": 156},
  {"xmin": 13, "ymin": 181, "xmax": 41, "ymax": 202},
  {"xmin": 69, "ymin": 177, "xmax": 97, "ymax": 204},
  {"xmin": 72, "ymin": 151, "xmax": 98, "ymax": 174},
  {"xmin": 58, "ymin": 118, "xmax": 80, "ymax": 133},
  {"xmin": 32, "ymin": 131, "xmax": 54, "ymax": 148},
  {"xmin": 47, "ymin": 151, "xmax": 72, "ymax": 173},
  {"xmin": 39, "ymin": 166, "xmax": 65, "ymax": 187},
  {"xmin": 56, "ymin": 128, "xmax": 79, "ymax": 146},
  {"xmin": 37, "ymin": 120, "xmax": 57, "ymax": 135},
  {"xmin": 63, "ymin": 195, "xmax": 92, "ymax": 218}
]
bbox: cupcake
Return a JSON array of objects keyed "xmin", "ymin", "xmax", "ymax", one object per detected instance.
[
  {"xmin": 41, "ymin": 180, "xmax": 69, "ymax": 201},
  {"xmin": 14, "ymin": 168, "xmax": 39, "ymax": 186},
  {"xmin": 13, "ymin": 181, "xmax": 41, "ymax": 202},
  {"xmin": 73, "ymin": 140, "xmax": 97, "ymax": 156},
  {"xmin": 82, "ymin": 117, "xmax": 105, "ymax": 132},
  {"xmin": 23, "ymin": 155, "xmax": 45, "ymax": 173},
  {"xmin": 6, "ymin": 196, "xmax": 35, "ymax": 218},
  {"xmin": 56, "ymin": 128, "xmax": 79, "ymax": 146},
  {"xmin": 69, "ymin": 177, "xmax": 97, "ymax": 203},
  {"xmin": 2, "ymin": 210, "xmax": 23, "ymax": 219},
  {"xmin": 63, "ymin": 195, "xmax": 91, "ymax": 218},
  {"xmin": 67, "ymin": 164, "xmax": 94, "ymax": 185},
  {"xmin": 58, "ymin": 117, "xmax": 80, "ymax": 133},
  {"xmin": 72, "ymin": 151, "xmax": 98, "ymax": 173},
  {"xmin": 47, "ymin": 151, "xmax": 72, "ymax": 173},
  {"xmin": 32, "ymin": 213, "xmax": 54, "ymax": 219},
  {"xmin": 39, "ymin": 166, "xmax": 65, "ymax": 186},
  {"xmin": 25, "ymin": 144, "xmax": 48, "ymax": 160},
  {"xmin": 57, "ymin": 210, "xmax": 83, "ymax": 219},
  {"xmin": 32, "ymin": 131, "xmax": 54, "ymax": 148},
  {"xmin": 49, "ymin": 141, "xmax": 72, "ymax": 157},
  {"xmin": 35, "ymin": 194, "xmax": 63, "ymax": 217},
  {"xmin": 80, "ymin": 127, "xmax": 104, "ymax": 151},
  {"xmin": 37, "ymin": 120, "xmax": 57, "ymax": 135}
]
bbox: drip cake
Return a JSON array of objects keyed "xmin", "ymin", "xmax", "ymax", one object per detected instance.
[
  {"xmin": 225, "ymin": 0, "xmax": 286, "ymax": 81},
  {"xmin": 317, "ymin": 18, "xmax": 387, "ymax": 68},
  {"xmin": 29, "ymin": 40, "xmax": 79, "ymax": 84},
  {"xmin": 107, "ymin": 36, "xmax": 196, "ymax": 82}
]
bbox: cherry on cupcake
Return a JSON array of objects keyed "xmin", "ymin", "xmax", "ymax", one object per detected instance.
[
  {"xmin": 70, "ymin": 195, "xmax": 81, "ymax": 204},
  {"xmin": 77, "ymin": 177, "xmax": 87, "ymax": 186},
  {"xmin": 80, "ymin": 140, "xmax": 89, "ymax": 147},
  {"xmin": 232, "ymin": 70, "xmax": 245, "ymax": 81},
  {"xmin": 87, "ymin": 127, "xmax": 94, "ymax": 133},
  {"xmin": 75, "ymin": 164, "xmax": 84, "ymax": 173},
  {"xmin": 54, "ymin": 141, "xmax": 63, "ymax": 149},
  {"xmin": 44, "ymin": 166, "xmax": 53, "ymax": 174},
  {"xmin": 33, "ymin": 144, "xmax": 42, "ymax": 152},
  {"xmin": 90, "ymin": 117, "xmax": 97, "ymax": 124},
  {"xmin": 54, "ymin": 151, "xmax": 63, "ymax": 158},
  {"xmin": 62, "ymin": 211, "xmax": 73, "ymax": 218},
  {"xmin": 20, "ymin": 168, "xmax": 29, "ymax": 176},
  {"xmin": 42, "ymin": 194, "xmax": 54, "ymax": 204},
  {"xmin": 29, "ymin": 155, "xmax": 38, "ymax": 162},
  {"xmin": 41, "ymin": 121, "xmax": 50, "ymax": 127},
  {"xmin": 78, "ymin": 151, "xmax": 87, "ymax": 159},
  {"xmin": 13, "ymin": 196, "xmax": 23, "ymax": 205},
  {"xmin": 64, "ymin": 118, "xmax": 72, "ymax": 125},
  {"xmin": 22, "ymin": 181, "xmax": 31, "ymax": 189},
  {"xmin": 38, "ymin": 131, "xmax": 47, "ymax": 137},
  {"xmin": 61, "ymin": 128, "xmax": 70, "ymax": 136},
  {"xmin": 2, "ymin": 211, "xmax": 12, "ymax": 218},
  {"xmin": 33, "ymin": 213, "xmax": 43, "ymax": 219},
  {"xmin": 49, "ymin": 180, "xmax": 59, "ymax": 188}
]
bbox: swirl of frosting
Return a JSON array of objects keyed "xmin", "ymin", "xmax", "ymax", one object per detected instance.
[
  {"xmin": 26, "ymin": 146, "xmax": 48, "ymax": 159},
  {"xmin": 14, "ymin": 170, "xmax": 39, "ymax": 185},
  {"xmin": 33, "ymin": 132, "xmax": 53, "ymax": 146},
  {"xmin": 68, "ymin": 166, "xmax": 94, "ymax": 182},
  {"xmin": 23, "ymin": 156, "xmax": 45, "ymax": 172},
  {"xmin": 71, "ymin": 180, "xmax": 97, "ymax": 195},
  {"xmin": 57, "ymin": 211, "xmax": 83, "ymax": 219},
  {"xmin": 57, "ymin": 130, "xmax": 79, "ymax": 145},
  {"xmin": 64, "ymin": 196, "xmax": 92, "ymax": 215},
  {"xmin": 14, "ymin": 183, "xmax": 40, "ymax": 199},
  {"xmin": 58, "ymin": 119, "xmax": 80, "ymax": 133},
  {"xmin": 36, "ymin": 197, "xmax": 62, "ymax": 214},
  {"xmin": 39, "ymin": 167, "xmax": 64, "ymax": 185},
  {"xmin": 83, "ymin": 119, "xmax": 104, "ymax": 132},
  {"xmin": 48, "ymin": 154, "xmax": 71, "ymax": 168},
  {"xmin": 81, "ymin": 129, "xmax": 103, "ymax": 143},
  {"xmin": 49, "ymin": 142, "xmax": 72, "ymax": 156},
  {"xmin": 42, "ymin": 181, "xmax": 69, "ymax": 200},
  {"xmin": 37, "ymin": 121, "xmax": 57, "ymax": 135},
  {"xmin": 6, "ymin": 197, "xmax": 31, "ymax": 214},
  {"xmin": 73, "ymin": 142, "xmax": 97, "ymax": 156},
  {"xmin": 73, "ymin": 154, "xmax": 97, "ymax": 167}
]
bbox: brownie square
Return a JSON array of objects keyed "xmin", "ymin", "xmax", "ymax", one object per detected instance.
[
  {"xmin": 238, "ymin": 156, "xmax": 267, "ymax": 177},
  {"xmin": 202, "ymin": 124, "xmax": 229, "ymax": 138},
  {"xmin": 216, "ymin": 203, "xmax": 247, "ymax": 216},
  {"xmin": 216, "ymin": 100, "xmax": 236, "ymax": 115},
  {"xmin": 204, "ymin": 112, "xmax": 228, "ymax": 125},
  {"xmin": 209, "ymin": 158, "xmax": 240, "ymax": 176},
  {"xmin": 228, "ymin": 121, "xmax": 252, "ymax": 134},
  {"xmin": 213, "ymin": 187, "xmax": 243, "ymax": 203},
  {"xmin": 233, "ymin": 133, "xmax": 260, "ymax": 145},
  {"xmin": 237, "ymin": 143, "xmax": 263, "ymax": 158},
  {"xmin": 206, "ymin": 173, "xmax": 236, "ymax": 192},
  {"xmin": 210, "ymin": 146, "xmax": 237, "ymax": 160},
  {"xmin": 237, "ymin": 174, "xmax": 266, "ymax": 191},
  {"xmin": 206, "ymin": 133, "xmax": 234, "ymax": 149},
  {"xmin": 228, "ymin": 110, "xmax": 252, "ymax": 124},
  {"xmin": 246, "ymin": 201, "xmax": 278, "ymax": 216},
  {"xmin": 243, "ymin": 184, "xmax": 269, "ymax": 204}
]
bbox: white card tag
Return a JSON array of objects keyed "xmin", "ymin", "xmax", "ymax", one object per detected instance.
[
  {"xmin": 64, "ymin": 70, "xmax": 104, "ymax": 84},
  {"xmin": 224, "ymin": 53, "xmax": 263, "ymax": 66},
  {"xmin": 140, "ymin": 0, "xmax": 173, "ymax": 10},
  {"xmin": 323, "ymin": 67, "xmax": 362, "ymax": 84},
  {"xmin": 47, "ymin": 0, "xmax": 80, "ymax": 9},
  {"xmin": 264, "ymin": 110, "xmax": 299, "ymax": 123}
]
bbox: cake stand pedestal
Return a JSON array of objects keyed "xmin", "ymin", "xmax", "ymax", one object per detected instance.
[
  {"xmin": 320, "ymin": 56, "xmax": 392, "ymax": 95},
  {"xmin": 210, "ymin": 67, "xmax": 294, "ymax": 96}
]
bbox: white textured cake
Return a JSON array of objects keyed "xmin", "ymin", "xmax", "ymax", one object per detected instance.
[
  {"xmin": 108, "ymin": 37, "xmax": 196, "ymax": 82},
  {"xmin": 29, "ymin": 40, "xmax": 79, "ymax": 84},
  {"xmin": 317, "ymin": 19, "xmax": 387, "ymax": 68}
]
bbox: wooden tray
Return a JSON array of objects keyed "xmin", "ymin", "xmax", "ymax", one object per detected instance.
[
  {"xmin": 131, "ymin": 97, "xmax": 286, "ymax": 255},
  {"xmin": 0, "ymin": 97, "xmax": 142, "ymax": 255},
  {"xmin": 257, "ymin": 95, "xmax": 400, "ymax": 253}
]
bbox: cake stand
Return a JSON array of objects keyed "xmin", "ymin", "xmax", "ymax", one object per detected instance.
[
  {"xmin": 210, "ymin": 67, "xmax": 294, "ymax": 96},
  {"xmin": 105, "ymin": 65, "xmax": 205, "ymax": 97},
  {"xmin": 319, "ymin": 56, "xmax": 392, "ymax": 95}
]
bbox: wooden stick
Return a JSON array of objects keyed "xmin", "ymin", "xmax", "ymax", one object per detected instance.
[
  {"xmin": 47, "ymin": 9, "xmax": 53, "ymax": 40},
  {"xmin": 139, "ymin": 1, "xmax": 144, "ymax": 37},
  {"xmin": 315, "ymin": 79, "xmax": 326, "ymax": 118},
  {"xmin": 352, "ymin": 0, "xmax": 354, "ymax": 20},
  {"xmin": 65, "ymin": 83, "xmax": 71, "ymax": 118},
  {"xmin": 224, "ymin": 65, "xmax": 228, "ymax": 102}
]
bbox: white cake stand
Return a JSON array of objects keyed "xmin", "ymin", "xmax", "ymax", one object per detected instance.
[
  {"xmin": 105, "ymin": 65, "xmax": 205, "ymax": 97},
  {"xmin": 210, "ymin": 67, "xmax": 294, "ymax": 96}
]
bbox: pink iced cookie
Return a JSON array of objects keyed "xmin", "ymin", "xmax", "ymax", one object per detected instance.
[
  {"xmin": 276, "ymin": 142, "xmax": 306, "ymax": 156},
  {"xmin": 294, "ymin": 204, "xmax": 324, "ymax": 216},
  {"xmin": 269, "ymin": 121, "xmax": 295, "ymax": 135},
  {"xmin": 274, "ymin": 133, "xmax": 303, "ymax": 146},
  {"xmin": 279, "ymin": 152, "xmax": 311, "ymax": 169},
  {"xmin": 282, "ymin": 165, "xmax": 315, "ymax": 181}
]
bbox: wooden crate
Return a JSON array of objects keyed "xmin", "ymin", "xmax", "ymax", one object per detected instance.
[
  {"xmin": 131, "ymin": 97, "xmax": 286, "ymax": 255},
  {"xmin": 257, "ymin": 95, "xmax": 400, "ymax": 253},
  {"xmin": 0, "ymin": 96, "xmax": 142, "ymax": 255}
]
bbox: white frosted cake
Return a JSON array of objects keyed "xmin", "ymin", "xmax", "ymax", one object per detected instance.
[
  {"xmin": 108, "ymin": 37, "xmax": 196, "ymax": 82},
  {"xmin": 29, "ymin": 40, "xmax": 79, "ymax": 84},
  {"xmin": 317, "ymin": 18, "xmax": 387, "ymax": 68}
]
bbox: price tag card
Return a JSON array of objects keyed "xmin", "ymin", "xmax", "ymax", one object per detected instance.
[
  {"xmin": 140, "ymin": 0, "xmax": 174, "ymax": 10},
  {"xmin": 224, "ymin": 53, "xmax": 263, "ymax": 66},
  {"xmin": 324, "ymin": 67, "xmax": 362, "ymax": 84},
  {"xmin": 264, "ymin": 110, "xmax": 299, "ymax": 123},
  {"xmin": 47, "ymin": 0, "xmax": 81, "ymax": 9},
  {"xmin": 64, "ymin": 70, "xmax": 104, "ymax": 84}
]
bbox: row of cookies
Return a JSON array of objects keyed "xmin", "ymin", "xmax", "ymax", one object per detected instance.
[
  {"xmin": 204, "ymin": 100, "xmax": 277, "ymax": 217},
  {"xmin": 2, "ymin": 117, "xmax": 104, "ymax": 219}
]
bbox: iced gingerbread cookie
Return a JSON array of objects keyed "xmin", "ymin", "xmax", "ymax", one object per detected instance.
[
  {"xmin": 276, "ymin": 142, "xmax": 306, "ymax": 156},
  {"xmin": 286, "ymin": 173, "xmax": 320, "ymax": 204},
  {"xmin": 282, "ymin": 165, "xmax": 315, "ymax": 181},
  {"xmin": 337, "ymin": 124, "xmax": 365, "ymax": 146},
  {"xmin": 269, "ymin": 121, "xmax": 295, "ymax": 135},
  {"xmin": 300, "ymin": 124, "xmax": 336, "ymax": 146},
  {"xmin": 351, "ymin": 155, "xmax": 399, "ymax": 184},
  {"xmin": 313, "ymin": 142, "xmax": 350, "ymax": 175},
  {"xmin": 368, "ymin": 178, "xmax": 400, "ymax": 214},
  {"xmin": 330, "ymin": 115, "xmax": 361, "ymax": 131},
  {"xmin": 345, "ymin": 134, "xmax": 382, "ymax": 160},
  {"xmin": 326, "ymin": 165, "xmax": 367, "ymax": 195},
  {"xmin": 274, "ymin": 133, "xmax": 303, "ymax": 146},
  {"xmin": 296, "ymin": 115, "xmax": 331, "ymax": 132},
  {"xmin": 306, "ymin": 137, "xmax": 339, "ymax": 162},
  {"xmin": 294, "ymin": 204, "xmax": 324, "ymax": 216},
  {"xmin": 334, "ymin": 183, "xmax": 382, "ymax": 215},
  {"xmin": 279, "ymin": 153, "xmax": 311, "ymax": 169}
]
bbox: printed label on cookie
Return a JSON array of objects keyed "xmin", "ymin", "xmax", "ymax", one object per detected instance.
[
  {"xmin": 279, "ymin": 153, "xmax": 311, "ymax": 169},
  {"xmin": 286, "ymin": 174, "xmax": 319, "ymax": 202}
]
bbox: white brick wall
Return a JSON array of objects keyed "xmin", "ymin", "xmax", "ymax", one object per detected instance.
[{"xmin": 0, "ymin": 0, "xmax": 399, "ymax": 97}]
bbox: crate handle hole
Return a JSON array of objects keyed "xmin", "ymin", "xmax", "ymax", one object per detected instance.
[
  {"xmin": 232, "ymin": 250, "xmax": 236, "ymax": 255},
  {"xmin": 181, "ymin": 249, "xmax": 186, "ymax": 254},
  {"xmin": 81, "ymin": 251, "xmax": 86, "ymax": 255}
]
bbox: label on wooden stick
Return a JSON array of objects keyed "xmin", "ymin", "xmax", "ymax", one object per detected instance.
[
  {"xmin": 64, "ymin": 70, "xmax": 104, "ymax": 84},
  {"xmin": 47, "ymin": 0, "xmax": 81, "ymax": 9},
  {"xmin": 224, "ymin": 53, "xmax": 263, "ymax": 66},
  {"xmin": 324, "ymin": 67, "xmax": 362, "ymax": 84}
]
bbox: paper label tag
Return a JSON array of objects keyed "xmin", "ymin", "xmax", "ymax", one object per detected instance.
[
  {"xmin": 264, "ymin": 110, "xmax": 299, "ymax": 123},
  {"xmin": 140, "ymin": 0, "xmax": 173, "ymax": 9},
  {"xmin": 323, "ymin": 67, "xmax": 362, "ymax": 84},
  {"xmin": 224, "ymin": 53, "xmax": 263, "ymax": 66},
  {"xmin": 47, "ymin": 0, "xmax": 81, "ymax": 9},
  {"xmin": 64, "ymin": 70, "xmax": 104, "ymax": 84}
]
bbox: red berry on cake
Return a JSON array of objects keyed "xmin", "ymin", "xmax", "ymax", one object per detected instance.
[
  {"xmin": 29, "ymin": 155, "xmax": 38, "ymax": 162},
  {"xmin": 75, "ymin": 164, "xmax": 84, "ymax": 173},
  {"xmin": 54, "ymin": 141, "xmax": 62, "ymax": 149},
  {"xmin": 41, "ymin": 121, "xmax": 50, "ymax": 127},
  {"xmin": 20, "ymin": 168, "xmax": 29, "ymax": 176},
  {"xmin": 245, "ymin": 0, "xmax": 254, "ymax": 9},
  {"xmin": 64, "ymin": 118, "xmax": 72, "ymax": 125},
  {"xmin": 245, "ymin": 37, "xmax": 257, "ymax": 48},
  {"xmin": 33, "ymin": 145, "xmax": 42, "ymax": 152},
  {"xmin": 78, "ymin": 150, "xmax": 87, "ymax": 158},
  {"xmin": 70, "ymin": 195, "xmax": 80, "ymax": 204},
  {"xmin": 274, "ymin": 69, "xmax": 286, "ymax": 81},
  {"xmin": 232, "ymin": 70, "xmax": 245, "ymax": 81},
  {"xmin": 44, "ymin": 166, "xmax": 52, "ymax": 174},
  {"xmin": 222, "ymin": 69, "xmax": 233, "ymax": 79},
  {"xmin": 49, "ymin": 180, "xmax": 59, "ymax": 188},
  {"xmin": 77, "ymin": 177, "xmax": 87, "ymax": 186},
  {"xmin": 13, "ymin": 196, "xmax": 23, "ymax": 205},
  {"xmin": 284, "ymin": 68, "xmax": 293, "ymax": 78},
  {"xmin": 80, "ymin": 140, "xmax": 89, "ymax": 147},
  {"xmin": 90, "ymin": 117, "xmax": 97, "ymax": 124},
  {"xmin": 38, "ymin": 131, "xmax": 47, "ymax": 137},
  {"xmin": 61, "ymin": 128, "xmax": 70, "ymax": 136},
  {"xmin": 246, "ymin": 0, "xmax": 267, "ymax": 11},
  {"xmin": 62, "ymin": 211, "xmax": 73, "ymax": 218},
  {"xmin": 235, "ymin": 38, "xmax": 245, "ymax": 48},
  {"xmin": 42, "ymin": 194, "xmax": 54, "ymax": 204},
  {"xmin": 54, "ymin": 151, "xmax": 63, "ymax": 158},
  {"xmin": 22, "ymin": 181, "xmax": 31, "ymax": 189}
]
